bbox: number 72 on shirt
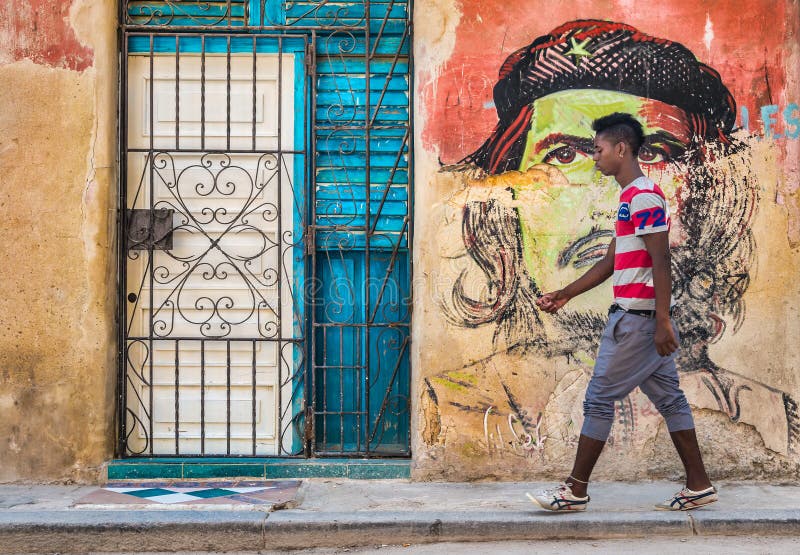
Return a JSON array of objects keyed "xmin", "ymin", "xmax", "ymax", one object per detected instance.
[{"xmin": 634, "ymin": 208, "xmax": 667, "ymax": 230}]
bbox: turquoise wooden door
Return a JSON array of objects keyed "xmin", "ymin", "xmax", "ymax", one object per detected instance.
[{"xmin": 311, "ymin": 13, "xmax": 412, "ymax": 456}]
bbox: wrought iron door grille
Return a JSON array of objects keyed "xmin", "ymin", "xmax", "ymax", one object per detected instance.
[{"xmin": 119, "ymin": 0, "xmax": 412, "ymax": 458}]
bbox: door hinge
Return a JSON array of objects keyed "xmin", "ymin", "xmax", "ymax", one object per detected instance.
[
  {"xmin": 304, "ymin": 41, "xmax": 316, "ymax": 76},
  {"xmin": 304, "ymin": 228, "xmax": 315, "ymax": 256}
]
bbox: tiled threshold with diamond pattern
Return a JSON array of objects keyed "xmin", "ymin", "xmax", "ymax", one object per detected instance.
[{"xmin": 73, "ymin": 480, "xmax": 301, "ymax": 510}]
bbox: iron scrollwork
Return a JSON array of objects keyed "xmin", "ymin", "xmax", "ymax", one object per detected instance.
[{"xmin": 134, "ymin": 152, "xmax": 292, "ymax": 339}]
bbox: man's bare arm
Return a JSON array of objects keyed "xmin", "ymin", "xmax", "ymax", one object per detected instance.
[
  {"xmin": 536, "ymin": 239, "xmax": 616, "ymax": 313},
  {"xmin": 641, "ymin": 231, "xmax": 679, "ymax": 356}
]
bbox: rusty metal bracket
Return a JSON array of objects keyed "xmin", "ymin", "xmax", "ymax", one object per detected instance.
[{"xmin": 126, "ymin": 208, "xmax": 174, "ymax": 250}]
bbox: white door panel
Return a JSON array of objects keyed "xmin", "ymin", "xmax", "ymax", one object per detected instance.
[
  {"xmin": 128, "ymin": 55, "xmax": 289, "ymax": 150},
  {"xmin": 125, "ymin": 52, "xmax": 298, "ymax": 455}
]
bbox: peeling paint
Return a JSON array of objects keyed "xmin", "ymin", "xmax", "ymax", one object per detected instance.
[
  {"xmin": 0, "ymin": 0, "xmax": 94, "ymax": 71},
  {"xmin": 703, "ymin": 13, "xmax": 714, "ymax": 52}
]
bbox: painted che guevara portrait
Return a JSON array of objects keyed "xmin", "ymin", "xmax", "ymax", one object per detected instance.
[{"xmin": 428, "ymin": 20, "xmax": 799, "ymax": 462}]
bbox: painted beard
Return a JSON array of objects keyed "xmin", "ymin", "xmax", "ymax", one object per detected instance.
[{"xmin": 443, "ymin": 140, "xmax": 757, "ymax": 367}]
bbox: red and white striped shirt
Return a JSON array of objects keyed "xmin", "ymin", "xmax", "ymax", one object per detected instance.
[{"xmin": 613, "ymin": 176, "xmax": 672, "ymax": 311}]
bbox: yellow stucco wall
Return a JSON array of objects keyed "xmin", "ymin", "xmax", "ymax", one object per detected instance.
[{"xmin": 0, "ymin": 0, "xmax": 118, "ymax": 482}]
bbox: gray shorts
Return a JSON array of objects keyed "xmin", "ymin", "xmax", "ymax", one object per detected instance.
[{"xmin": 581, "ymin": 309, "xmax": 695, "ymax": 441}]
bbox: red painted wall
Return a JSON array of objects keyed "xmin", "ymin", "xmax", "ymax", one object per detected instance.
[
  {"xmin": 421, "ymin": 0, "xmax": 796, "ymax": 163},
  {"xmin": 0, "ymin": 0, "xmax": 94, "ymax": 71}
]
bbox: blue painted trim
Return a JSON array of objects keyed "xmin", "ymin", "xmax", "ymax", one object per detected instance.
[
  {"xmin": 111, "ymin": 457, "xmax": 407, "ymax": 464},
  {"xmin": 249, "ymin": 0, "xmax": 285, "ymax": 27},
  {"xmin": 291, "ymin": 51, "xmax": 307, "ymax": 455},
  {"xmin": 107, "ymin": 458, "xmax": 411, "ymax": 480},
  {"xmin": 127, "ymin": 35, "xmax": 307, "ymax": 54}
]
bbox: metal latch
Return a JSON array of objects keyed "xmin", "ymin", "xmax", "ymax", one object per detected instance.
[{"xmin": 126, "ymin": 209, "xmax": 174, "ymax": 250}]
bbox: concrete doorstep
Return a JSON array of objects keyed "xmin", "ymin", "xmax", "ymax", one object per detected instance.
[{"xmin": 1, "ymin": 481, "xmax": 799, "ymax": 553}]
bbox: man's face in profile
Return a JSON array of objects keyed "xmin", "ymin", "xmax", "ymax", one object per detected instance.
[{"xmin": 512, "ymin": 89, "xmax": 692, "ymax": 314}]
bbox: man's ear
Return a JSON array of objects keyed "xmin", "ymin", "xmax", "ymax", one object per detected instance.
[{"xmin": 616, "ymin": 141, "xmax": 626, "ymax": 158}]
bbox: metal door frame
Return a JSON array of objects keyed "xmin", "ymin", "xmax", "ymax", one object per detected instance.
[{"xmin": 117, "ymin": 0, "xmax": 413, "ymax": 458}]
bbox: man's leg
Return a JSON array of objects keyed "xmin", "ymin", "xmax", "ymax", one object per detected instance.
[
  {"xmin": 567, "ymin": 312, "xmax": 648, "ymax": 496},
  {"xmin": 531, "ymin": 313, "xmax": 666, "ymax": 511},
  {"xmin": 564, "ymin": 434, "xmax": 606, "ymax": 498},
  {"xmin": 639, "ymin": 356, "xmax": 712, "ymax": 491},
  {"xmin": 669, "ymin": 428, "xmax": 711, "ymax": 491}
]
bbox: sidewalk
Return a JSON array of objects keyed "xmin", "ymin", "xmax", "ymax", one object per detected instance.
[{"xmin": 2, "ymin": 480, "xmax": 799, "ymax": 553}]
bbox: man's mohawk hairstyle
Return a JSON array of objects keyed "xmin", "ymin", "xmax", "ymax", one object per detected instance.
[{"xmin": 592, "ymin": 112, "xmax": 646, "ymax": 155}]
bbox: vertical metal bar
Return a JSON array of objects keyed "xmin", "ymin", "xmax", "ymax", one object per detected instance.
[
  {"xmin": 355, "ymin": 326, "xmax": 361, "ymax": 452},
  {"xmin": 339, "ymin": 327, "xmax": 345, "ymax": 453},
  {"xmin": 277, "ymin": 37, "xmax": 283, "ymax": 309},
  {"xmin": 276, "ymin": 341, "xmax": 283, "ymax": 455},
  {"xmin": 252, "ymin": 36, "xmax": 257, "ymax": 151},
  {"xmin": 308, "ymin": 33, "xmax": 317, "ymax": 456},
  {"xmin": 226, "ymin": 35, "xmax": 231, "ymax": 152},
  {"xmin": 226, "ymin": 340, "xmax": 231, "ymax": 455},
  {"xmin": 175, "ymin": 35, "xmax": 180, "ymax": 150},
  {"xmin": 277, "ymin": 349, "xmax": 284, "ymax": 455},
  {"xmin": 407, "ymin": 0, "xmax": 415, "ymax": 458},
  {"xmin": 252, "ymin": 339, "xmax": 257, "ymax": 456},
  {"xmin": 322, "ymin": 325, "xmax": 327, "ymax": 448},
  {"xmin": 148, "ymin": 33, "xmax": 155, "ymax": 455},
  {"xmin": 277, "ymin": 348, "xmax": 284, "ymax": 455},
  {"xmin": 201, "ymin": 35, "xmax": 206, "ymax": 151},
  {"xmin": 364, "ymin": 0, "xmax": 372, "ymax": 457},
  {"xmin": 118, "ymin": 26, "xmax": 130, "ymax": 456},
  {"xmin": 276, "ymin": 37, "xmax": 284, "ymax": 454},
  {"xmin": 306, "ymin": 35, "xmax": 313, "ymax": 158},
  {"xmin": 174, "ymin": 339, "xmax": 180, "ymax": 454},
  {"xmin": 200, "ymin": 339, "xmax": 206, "ymax": 455},
  {"xmin": 277, "ymin": 339, "xmax": 284, "ymax": 455}
]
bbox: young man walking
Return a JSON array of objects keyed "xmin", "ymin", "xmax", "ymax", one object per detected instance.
[{"xmin": 530, "ymin": 113, "xmax": 717, "ymax": 512}]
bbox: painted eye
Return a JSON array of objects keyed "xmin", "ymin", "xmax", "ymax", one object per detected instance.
[
  {"xmin": 639, "ymin": 145, "xmax": 666, "ymax": 164},
  {"xmin": 544, "ymin": 146, "xmax": 578, "ymax": 165}
]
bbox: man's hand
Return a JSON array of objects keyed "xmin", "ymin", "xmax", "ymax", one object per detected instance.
[
  {"xmin": 536, "ymin": 290, "xmax": 571, "ymax": 313},
  {"xmin": 654, "ymin": 317, "xmax": 679, "ymax": 356}
]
